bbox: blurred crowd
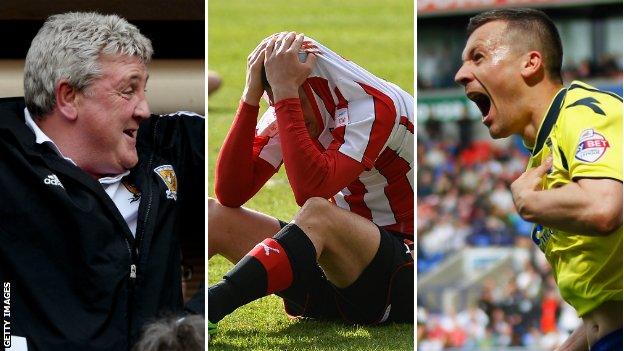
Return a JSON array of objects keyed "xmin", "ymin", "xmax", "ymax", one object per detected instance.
[
  {"xmin": 417, "ymin": 270, "xmax": 581, "ymax": 350},
  {"xmin": 561, "ymin": 55, "xmax": 623, "ymax": 82},
  {"xmin": 417, "ymin": 121, "xmax": 530, "ymax": 273},
  {"xmin": 417, "ymin": 122, "xmax": 582, "ymax": 350}
]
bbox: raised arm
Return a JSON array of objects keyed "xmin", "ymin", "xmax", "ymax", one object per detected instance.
[
  {"xmin": 214, "ymin": 39, "xmax": 277, "ymax": 207},
  {"xmin": 214, "ymin": 102, "xmax": 277, "ymax": 207}
]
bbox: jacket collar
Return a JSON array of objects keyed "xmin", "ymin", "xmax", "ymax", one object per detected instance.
[{"xmin": 23, "ymin": 107, "xmax": 78, "ymax": 166}]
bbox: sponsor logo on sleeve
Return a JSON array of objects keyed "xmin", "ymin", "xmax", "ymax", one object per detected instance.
[
  {"xmin": 575, "ymin": 129, "xmax": 610, "ymax": 163},
  {"xmin": 153, "ymin": 165, "xmax": 177, "ymax": 200}
]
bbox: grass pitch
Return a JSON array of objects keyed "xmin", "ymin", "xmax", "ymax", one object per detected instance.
[{"xmin": 208, "ymin": 1, "xmax": 413, "ymax": 349}]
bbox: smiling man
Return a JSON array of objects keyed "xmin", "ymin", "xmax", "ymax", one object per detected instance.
[
  {"xmin": 455, "ymin": 8, "xmax": 622, "ymax": 351},
  {"xmin": 0, "ymin": 12, "xmax": 204, "ymax": 350},
  {"xmin": 33, "ymin": 53, "xmax": 150, "ymax": 178}
]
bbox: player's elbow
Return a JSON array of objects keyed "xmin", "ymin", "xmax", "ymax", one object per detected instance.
[
  {"xmin": 293, "ymin": 190, "xmax": 311, "ymax": 207},
  {"xmin": 214, "ymin": 189, "xmax": 245, "ymax": 208},
  {"xmin": 214, "ymin": 177, "xmax": 252, "ymax": 207},
  {"xmin": 292, "ymin": 187, "xmax": 332, "ymax": 207},
  {"xmin": 580, "ymin": 179, "xmax": 622, "ymax": 235},
  {"xmin": 290, "ymin": 180, "xmax": 317, "ymax": 206},
  {"xmin": 591, "ymin": 205, "xmax": 622, "ymax": 235}
]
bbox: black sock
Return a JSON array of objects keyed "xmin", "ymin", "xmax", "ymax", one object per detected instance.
[{"xmin": 208, "ymin": 223, "xmax": 318, "ymax": 323}]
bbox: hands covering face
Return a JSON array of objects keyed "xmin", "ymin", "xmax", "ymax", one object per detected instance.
[
  {"xmin": 242, "ymin": 32, "xmax": 319, "ymax": 105},
  {"xmin": 242, "ymin": 37, "xmax": 271, "ymax": 105}
]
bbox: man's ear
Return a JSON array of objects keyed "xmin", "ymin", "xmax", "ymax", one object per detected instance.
[
  {"xmin": 56, "ymin": 80, "xmax": 78, "ymax": 121},
  {"xmin": 520, "ymin": 51, "xmax": 544, "ymax": 80}
]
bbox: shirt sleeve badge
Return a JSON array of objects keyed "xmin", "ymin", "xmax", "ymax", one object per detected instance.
[{"xmin": 575, "ymin": 128, "xmax": 610, "ymax": 163}]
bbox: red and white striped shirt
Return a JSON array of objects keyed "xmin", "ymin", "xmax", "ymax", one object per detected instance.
[{"xmin": 254, "ymin": 38, "xmax": 413, "ymax": 234}]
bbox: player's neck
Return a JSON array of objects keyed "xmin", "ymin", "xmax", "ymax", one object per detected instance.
[{"xmin": 521, "ymin": 80, "xmax": 564, "ymax": 147}]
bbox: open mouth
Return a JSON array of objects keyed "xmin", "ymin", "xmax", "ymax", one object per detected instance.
[
  {"xmin": 123, "ymin": 129, "xmax": 137, "ymax": 139},
  {"xmin": 467, "ymin": 91, "xmax": 492, "ymax": 119}
]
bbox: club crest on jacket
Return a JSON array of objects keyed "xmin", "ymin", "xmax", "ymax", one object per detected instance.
[{"xmin": 154, "ymin": 165, "xmax": 178, "ymax": 200}]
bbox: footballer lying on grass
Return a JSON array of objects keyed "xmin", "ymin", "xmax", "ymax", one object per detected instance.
[{"xmin": 208, "ymin": 32, "xmax": 414, "ymax": 337}]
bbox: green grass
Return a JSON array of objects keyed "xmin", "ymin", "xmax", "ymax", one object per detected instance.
[{"xmin": 208, "ymin": 1, "xmax": 413, "ymax": 349}]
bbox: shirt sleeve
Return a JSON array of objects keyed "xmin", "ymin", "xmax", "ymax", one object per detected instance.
[
  {"xmin": 274, "ymin": 98, "xmax": 365, "ymax": 206},
  {"xmin": 214, "ymin": 101, "xmax": 278, "ymax": 207},
  {"xmin": 558, "ymin": 98, "xmax": 622, "ymax": 182},
  {"xmin": 149, "ymin": 111, "xmax": 205, "ymax": 242}
]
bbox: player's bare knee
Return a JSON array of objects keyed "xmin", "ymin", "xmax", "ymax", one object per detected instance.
[
  {"xmin": 294, "ymin": 197, "xmax": 338, "ymax": 244},
  {"xmin": 295, "ymin": 197, "xmax": 332, "ymax": 226},
  {"xmin": 208, "ymin": 197, "xmax": 224, "ymax": 250},
  {"xmin": 208, "ymin": 197, "xmax": 219, "ymax": 227},
  {"xmin": 208, "ymin": 196, "xmax": 217, "ymax": 209},
  {"xmin": 208, "ymin": 197, "xmax": 219, "ymax": 226}
]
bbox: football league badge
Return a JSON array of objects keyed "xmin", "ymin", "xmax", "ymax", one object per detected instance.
[
  {"xmin": 575, "ymin": 128, "xmax": 610, "ymax": 163},
  {"xmin": 154, "ymin": 165, "xmax": 178, "ymax": 200},
  {"xmin": 335, "ymin": 108, "xmax": 349, "ymax": 128}
]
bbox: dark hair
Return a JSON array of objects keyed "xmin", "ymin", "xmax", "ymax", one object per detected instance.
[
  {"xmin": 132, "ymin": 315, "xmax": 204, "ymax": 351},
  {"xmin": 261, "ymin": 65, "xmax": 270, "ymax": 89},
  {"xmin": 260, "ymin": 52, "xmax": 307, "ymax": 89},
  {"xmin": 467, "ymin": 8, "xmax": 563, "ymax": 82}
]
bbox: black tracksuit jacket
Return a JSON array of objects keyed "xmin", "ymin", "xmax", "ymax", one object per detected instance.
[{"xmin": 0, "ymin": 97, "xmax": 204, "ymax": 350}]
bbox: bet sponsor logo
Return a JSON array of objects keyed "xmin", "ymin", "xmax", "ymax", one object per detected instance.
[{"xmin": 575, "ymin": 129, "xmax": 609, "ymax": 163}]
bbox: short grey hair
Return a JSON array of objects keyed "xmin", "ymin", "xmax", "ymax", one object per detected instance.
[
  {"xmin": 24, "ymin": 12, "xmax": 153, "ymax": 118},
  {"xmin": 132, "ymin": 315, "xmax": 205, "ymax": 351}
]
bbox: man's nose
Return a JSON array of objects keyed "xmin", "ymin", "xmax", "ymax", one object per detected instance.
[
  {"xmin": 454, "ymin": 63, "xmax": 471, "ymax": 87},
  {"xmin": 134, "ymin": 96, "xmax": 150, "ymax": 120}
]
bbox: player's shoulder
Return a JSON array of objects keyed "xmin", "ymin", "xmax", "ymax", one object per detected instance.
[
  {"xmin": 557, "ymin": 81, "xmax": 621, "ymax": 130},
  {"xmin": 563, "ymin": 81, "xmax": 622, "ymax": 118},
  {"xmin": 566, "ymin": 80, "xmax": 622, "ymax": 100}
]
